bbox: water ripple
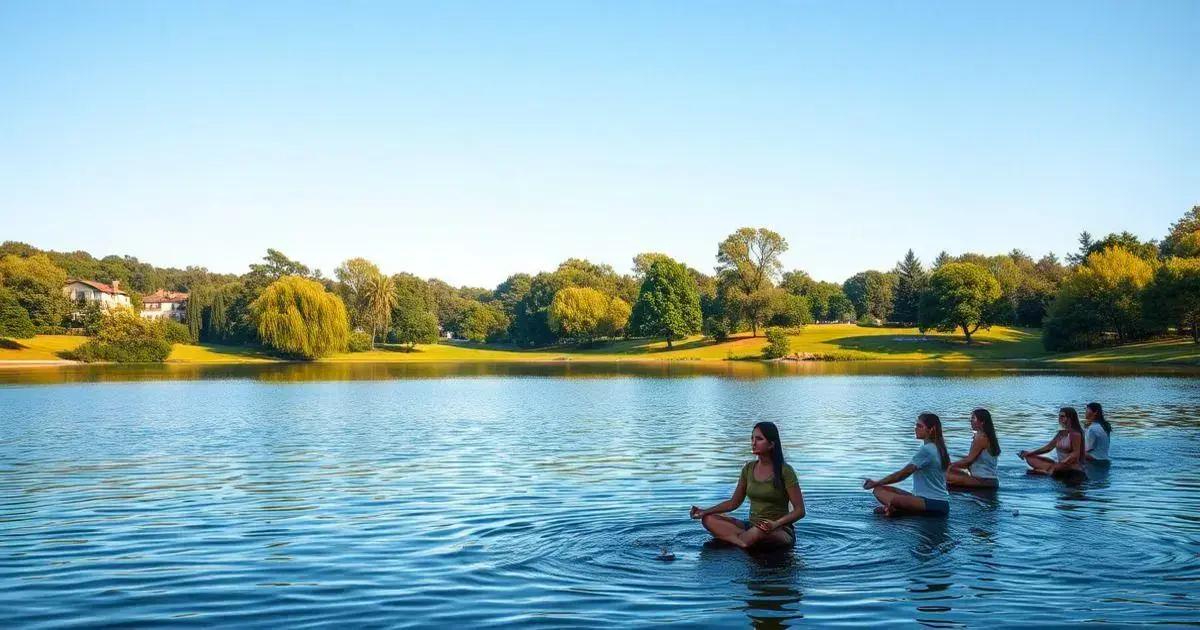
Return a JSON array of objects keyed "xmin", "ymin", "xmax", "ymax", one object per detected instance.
[{"xmin": 1, "ymin": 374, "xmax": 1199, "ymax": 627}]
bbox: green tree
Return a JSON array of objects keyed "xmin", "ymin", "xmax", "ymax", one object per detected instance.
[
  {"xmin": 715, "ymin": 228, "xmax": 788, "ymax": 336},
  {"xmin": 1086, "ymin": 232, "xmax": 1159, "ymax": 263},
  {"xmin": 393, "ymin": 273, "xmax": 436, "ymax": 312},
  {"xmin": 826, "ymin": 292, "xmax": 856, "ymax": 322},
  {"xmin": 390, "ymin": 293, "xmax": 440, "ymax": 349},
  {"xmin": 493, "ymin": 273, "xmax": 532, "ymax": 315},
  {"xmin": 511, "ymin": 272, "xmax": 566, "ymax": 346},
  {"xmin": 246, "ymin": 249, "xmax": 315, "ymax": 289},
  {"xmin": 843, "ymin": 271, "xmax": 895, "ymax": 323},
  {"xmin": 1144, "ymin": 257, "xmax": 1200, "ymax": 343},
  {"xmin": 891, "ymin": 249, "xmax": 927, "ymax": 325},
  {"xmin": 548, "ymin": 287, "xmax": 629, "ymax": 343},
  {"xmin": 762, "ymin": 327, "xmax": 792, "ymax": 359},
  {"xmin": 629, "ymin": 258, "xmax": 702, "ymax": 348},
  {"xmin": 334, "ymin": 258, "xmax": 382, "ymax": 331},
  {"xmin": 1067, "ymin": 231, "xmax": 1095, "ymax": 266},
  {"xmin": 459, "ymin": 301, "xmax": 509, "ymax": 342},
  {"xmin": 918, "ymin": 262, "xmax": 1002, "ymax": 343},
  {"xmin": 767, "ymin": 290, "xmax": 813, "ymax": 328},
  {"xmin": 251, "ymin": 276, "xmax": 350, "ymax": 360},
  {"xmin": 1075, "ymin": 247, "xmax": 1154, "ymax": 343},
  {"xmin": 0, "ymin": 253, "xmax": 71, "ymax": 328},
  {"xmin": 0, "ymin": 287, "xmax": 36, "ymax": 339},
  {"xmin": 363, "ymin": 272, "xmax": 397, "ymax": 344},
  {"xmin": 632, "ymin": 252, "xmax": 674, "ymax": 278},
  {"xmin": 1043, "ymin": 247, "xmax": 1155, "ymax": 351},
  {"xmin": 1161, "ymin": 206, "xmax": 1200, "ymax": 258}
]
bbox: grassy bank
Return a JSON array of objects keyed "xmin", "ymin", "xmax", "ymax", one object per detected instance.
[{"xmin": 3, "ymin": 325, "xmax": 1199, "ymax": 367}]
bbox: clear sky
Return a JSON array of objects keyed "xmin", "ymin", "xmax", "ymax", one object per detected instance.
[{"xmin": 1, "ymin": 1, "xmax": 1196, "ymax": 288}]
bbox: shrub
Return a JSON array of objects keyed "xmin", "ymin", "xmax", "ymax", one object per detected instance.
[
  {"xmin": 36, "ymin": 325, "xmax": 68, "ymax": 335},
  {"xmin": 77, "ymin": 301, "xmax": 105, "ymax": 336},
  {"xmin": 347, "ymin": 330, "xmax": 373, "ymax": 352},
  {"xmin": 703, "ymin": 316, "xmax": 731, "ymax": 341},
  {"xmin": 157, "ymin": 319, "xmax": 195, "ymax": 344},
  {"xmin": 62, "ymin": 307, "xmax": 171, "ymax": 363},
  {"xmin": 67, "ymin": 337, "xmax": 172, "ymax": 363},
  {"xmin": 762, "ymin": 327, "xmax": 792, "ymax": 359},
  {"xmin": 0, "ymin": 288, "xmax": 37, "ymax": 339}
]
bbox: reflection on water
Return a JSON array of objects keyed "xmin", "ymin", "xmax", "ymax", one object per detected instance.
[
  {"xmin": 1, "ymin": 374, "xmax": 1199, "ymax": 626},
  {"xmin": 4, "ymin": 359, "xmax": 1200, "ymax": 386}
]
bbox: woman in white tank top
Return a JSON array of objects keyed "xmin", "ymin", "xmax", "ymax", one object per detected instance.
[{"xmin": 947, "ymin": 408, "xmax": 1000, "ymax": 488}]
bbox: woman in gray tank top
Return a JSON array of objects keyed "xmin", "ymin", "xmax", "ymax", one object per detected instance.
[{"xmin": 947, "ymin": 408, "xmax": 1001, "ymax": 488}]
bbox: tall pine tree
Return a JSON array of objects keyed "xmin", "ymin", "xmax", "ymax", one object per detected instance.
[{"xmin": 892, "ymin": 249, "xmax": 927, "ymax": 325}]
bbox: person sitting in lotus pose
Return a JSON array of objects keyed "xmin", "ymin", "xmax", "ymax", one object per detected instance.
[
  {"xmin": 863, "ymin": 412, "xmax": 951, "ymax": 516},
  {"xmin": 690, "ymin": 422, "xmax": 805, "ymax": 549},
  {"xmin": 1018, "ymin": 407, "xmax": 1086, "ymax": 482},
  {"xmin": 946, "ymin": 408, "xmax": 1000, "ymax": 488}
]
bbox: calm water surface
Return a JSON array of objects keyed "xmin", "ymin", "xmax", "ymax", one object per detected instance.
[{"xmin": 2, "ymin": 364, "xmax": 1199, "ymax": 627}]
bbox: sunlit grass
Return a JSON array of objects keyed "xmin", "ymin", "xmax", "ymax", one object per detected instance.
[
  {"xmin": 4, "ymin": 326, "xmax": 1199, "ymax": 366},
  {"xmin": 323, "ymin": 324, "xmax": 1046, "ymax": 363},
  {"xmin": 0, "ymin": 335, "xmax": 85, "ymax": 361},
  {"xmin": 167, "ymin": 343, "xmax": 277, "ymax": 363}
]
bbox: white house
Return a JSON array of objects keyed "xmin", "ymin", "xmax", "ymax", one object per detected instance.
[
  {"xmin": 63, "ymin": 279, "xmax": 131, "ymax": 310},
  {"xmin": 141, "ymin": 289, "xmax": 189, "ymax": 321}
]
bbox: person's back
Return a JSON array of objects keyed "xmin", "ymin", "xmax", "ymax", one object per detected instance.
[
  {"xmin": 968, "ymin": 436, "xmax": 998, "ymax": 479},
  {"xmin": 1086, "ymin": 422, "xmax": 1110, "ymax": 461}
]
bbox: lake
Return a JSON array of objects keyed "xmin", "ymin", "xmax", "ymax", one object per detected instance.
[{"xmin": 2, "ymin": 363, "xmax": 1198, "ymax": 627}]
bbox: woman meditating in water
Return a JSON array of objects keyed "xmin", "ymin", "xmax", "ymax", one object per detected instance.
[
  {"xmin": 1084, "ymin": 402, "xmax": 1112, "ymax": 462},
  {"xmin": 946, "ymin": 408, "xmax": 1000, "ymax": 488},
  {"xmin": 1018, "ymin": 407, "xmax": 1086, "ymax": 481},
  {"xmin": 690, "ymin": 422, "xmax": 805, "ymax": 549},
  {"xmin": 862, "ymin": 412, "xmax": 951, "ymax": 516}
]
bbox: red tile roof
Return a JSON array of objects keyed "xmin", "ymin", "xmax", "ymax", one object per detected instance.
[
  {"xmin": 66, "ymin": 279, "xmax": 127, "ymax": 295},
  {"xmin": 142, "ymin": 289, "xmax": 189, "ymax": 304}
]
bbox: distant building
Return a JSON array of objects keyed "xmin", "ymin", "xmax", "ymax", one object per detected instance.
[
  {"xmin": 141, "ymin": 289, "xmax": 189, "ymax": 321},
  {"xmin": 63, "ymin": 279, "xmax": 131, "ymax": 310}
]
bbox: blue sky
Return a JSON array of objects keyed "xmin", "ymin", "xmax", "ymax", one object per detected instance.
[{"xmin": 1, "ymin": 1, "xmax": 1196, "ymax": 287}]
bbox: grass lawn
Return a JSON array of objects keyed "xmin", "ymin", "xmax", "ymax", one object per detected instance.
[
  {"xmin": 323, "ymin": 324, "xmax": 1046, "ymax": 363},
  {"xmin": 166, "ymin": 342, "xmax": 278, "ymax": 363},
  {"xmin": 0, "ymin": 335, "xmax": 86, "ymax": 361},
  {"xmin": 1045, "ymin": 337, "xmax": 1200, "ymax": 365},
  {"xmin": 3, "ymin": 325, "xmax": 1199, "ymax": 366}
]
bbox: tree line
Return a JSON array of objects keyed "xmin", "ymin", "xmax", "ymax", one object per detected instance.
[{"xmin": 1, "ymin": 205, "xmax": 1198, "ymax": 360}]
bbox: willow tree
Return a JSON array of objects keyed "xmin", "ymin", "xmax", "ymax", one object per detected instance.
[
  {"xmin": 251, "ymin": 276, "xmax": 349, "ymax": 359},
  {"xmin": 548, "ymin": 287, "xmax": 630, "ymax": 344}
]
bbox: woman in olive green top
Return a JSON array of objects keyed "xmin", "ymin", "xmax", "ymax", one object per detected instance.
[{"xmin": 690, "ymin": 422, "xmax": 806, "ymax": 548}]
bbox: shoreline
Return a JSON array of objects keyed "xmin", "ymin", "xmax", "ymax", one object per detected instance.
[
  {"xmin": 2, "ymin": 354, "xmax": 1200, "ymax": 371},
  {"xmin": 2, "ymin": 325, "xmax": 1198, "ymax": 370}
]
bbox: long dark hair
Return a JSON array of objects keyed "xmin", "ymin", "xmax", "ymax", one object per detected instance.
[
  {"xmin": 1060, "ymin": 407, "xmax": 1085, "ymax": 437},
  {"xmin": 753, "ymin": 421, "xmax": 787, "ymax": 492},
  {"xmin": 972, "ymin": 408, "xmax": 1001, "ymax": 457},
  {"xmin": 1087, "ymin": 402, "xmax": 1112, "ymax": 435},
  {"xmin": 917, "ymin": 412, "xmax": 950, "ymax": 471}
]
